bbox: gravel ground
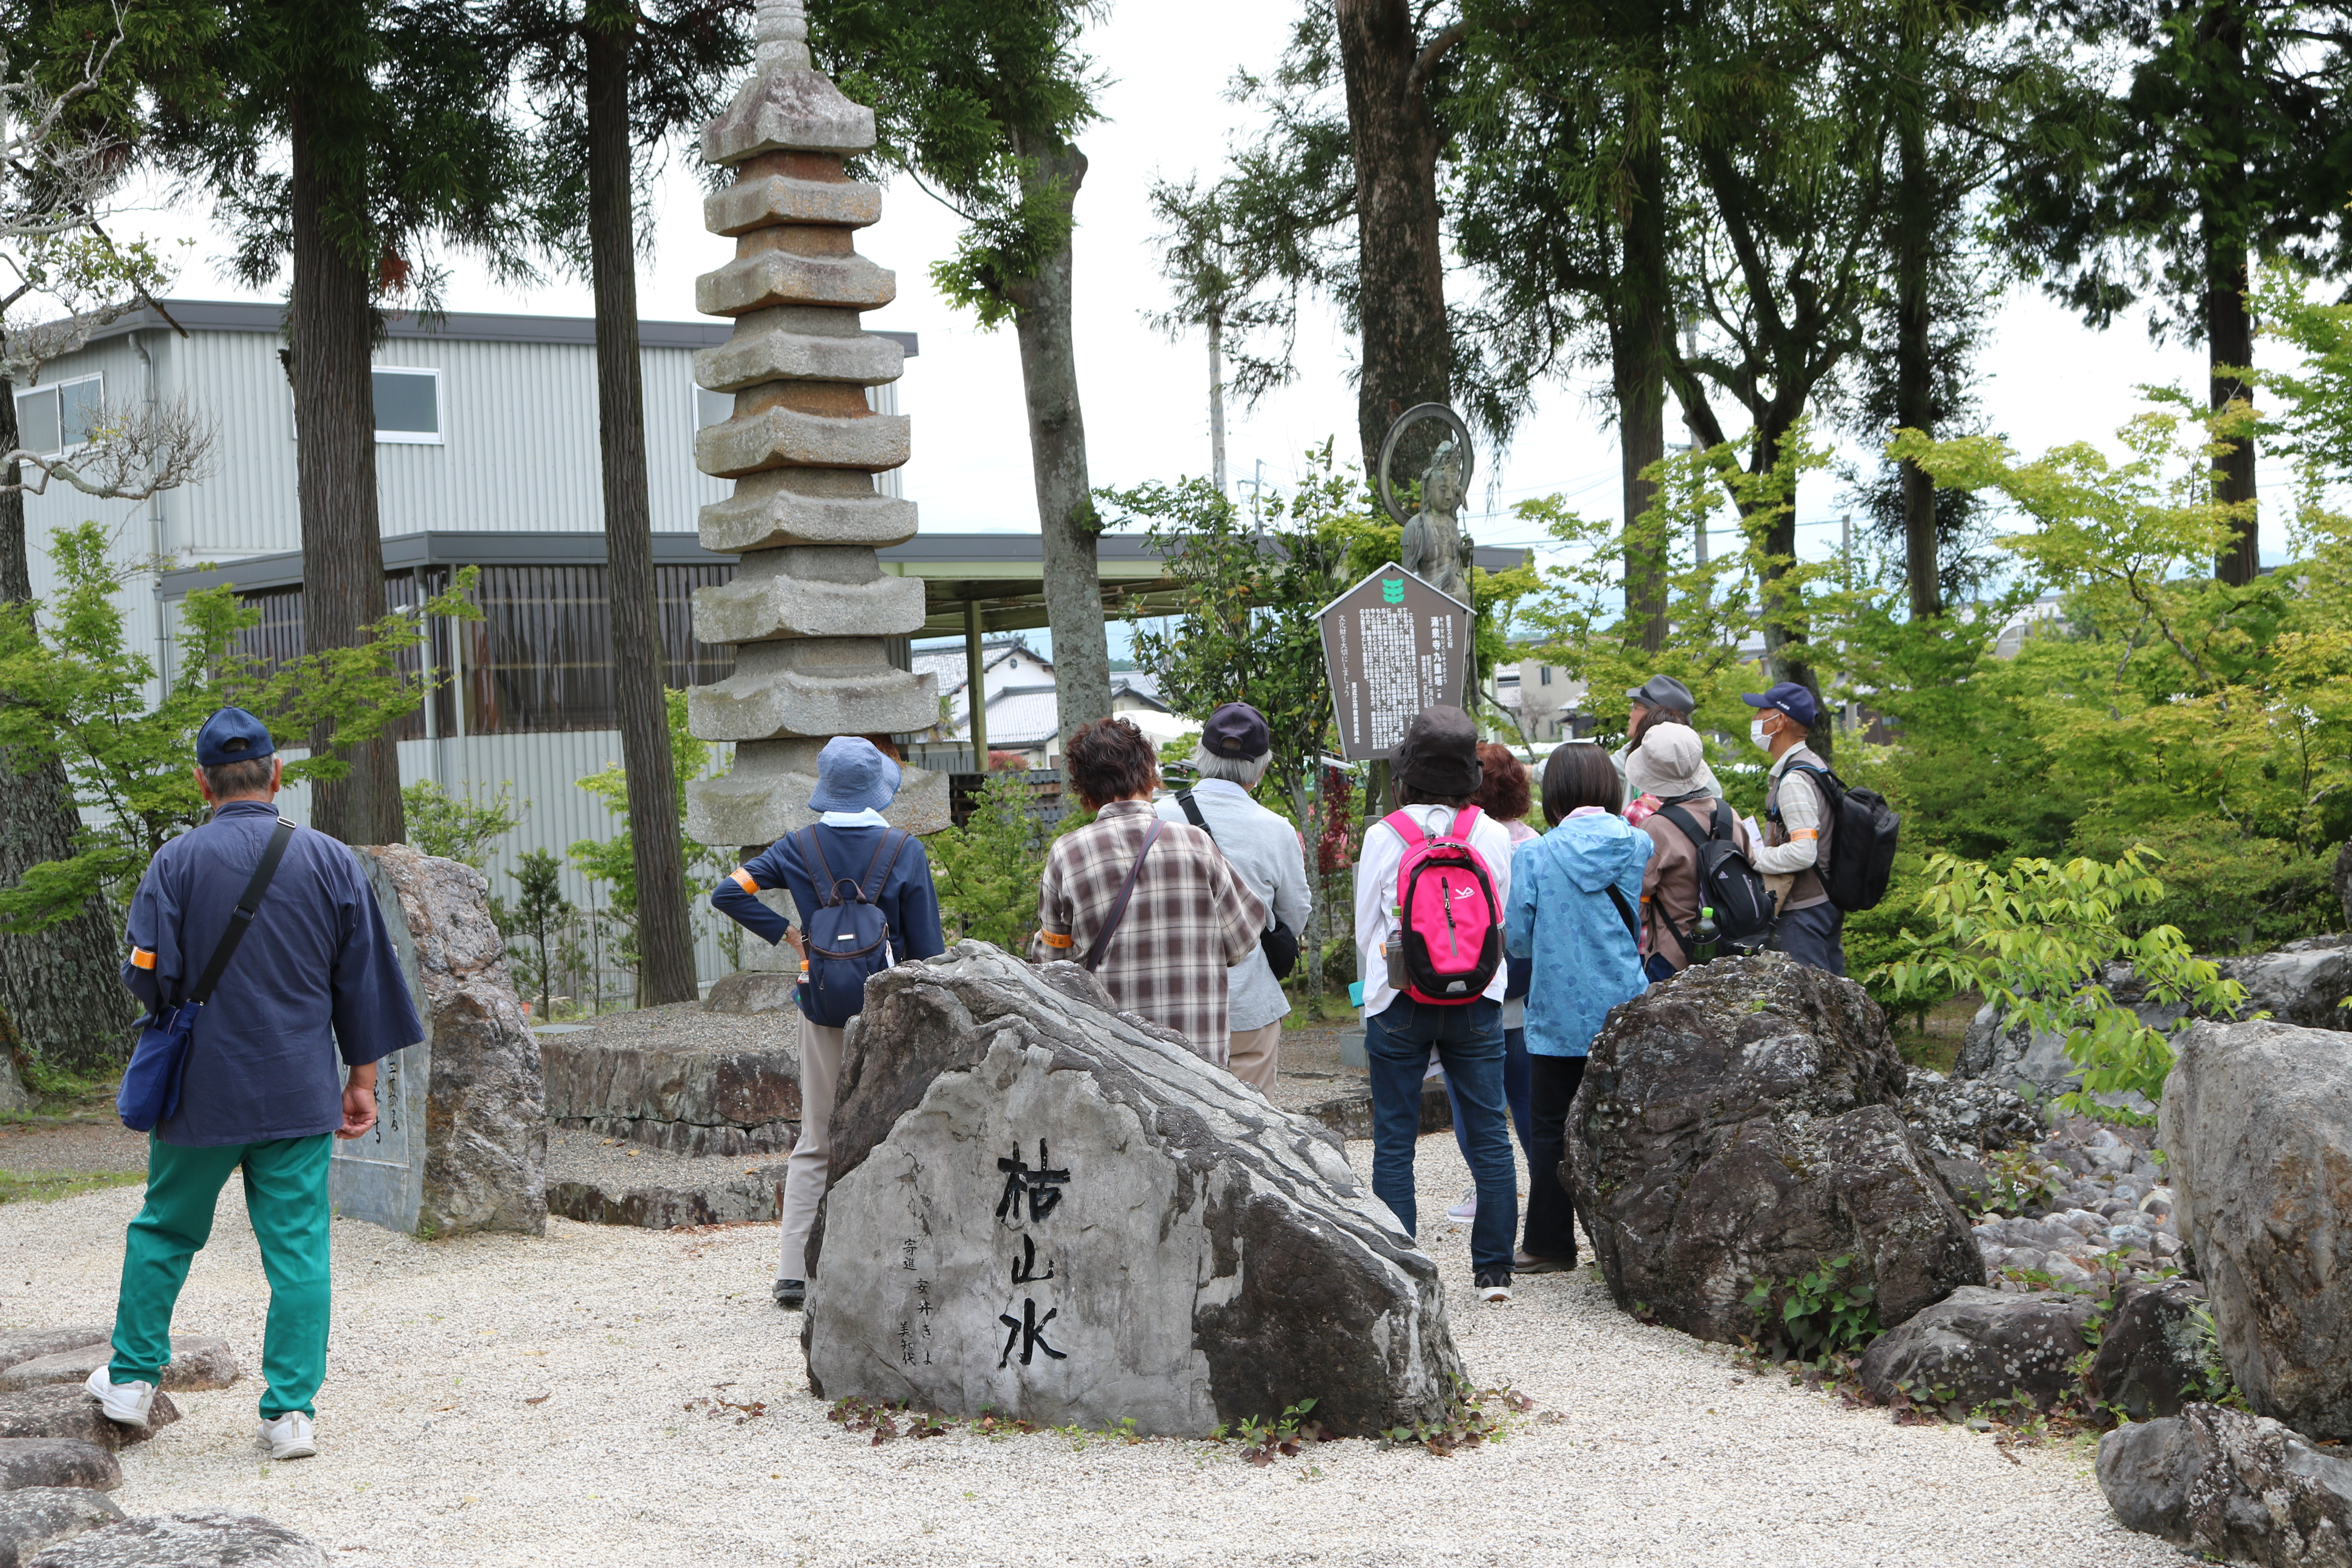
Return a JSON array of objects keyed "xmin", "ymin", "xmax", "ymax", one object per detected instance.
[
  {"xmin": 0, "ymin": 1134, "xmax": 2181, "ymax": 1568},
  {"xmin": 0, "ymin": 1116, "xmax": 149, "ymax": 1174}
]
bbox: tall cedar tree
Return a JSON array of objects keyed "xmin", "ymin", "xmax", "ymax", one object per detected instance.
[
  {"xmin": 149, "ymin": 0, "xmax": 538, "ymax": 845},
  {"xmin": 809, "ymin": 0, "xmax": 1113, "ymax": 750},
  {"xmin": 501, "ymin": 0, "xmax": 746, "ymax": 1007},
  {"xmin": 2000, "ymin": 0, "xmax": 2352, "ymax": 583},
  {"xmin": 1450, "ymin": 0, "xmax": 1674, "ymax": 650},
  {"xmin": 0, "ymin": 0, "xmax": 216, "ymax": 1069}
]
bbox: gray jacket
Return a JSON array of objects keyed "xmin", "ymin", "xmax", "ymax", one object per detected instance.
[{"xmin": 1154, "ymin": 779, "xmax": 1311, "ymax": 1032}]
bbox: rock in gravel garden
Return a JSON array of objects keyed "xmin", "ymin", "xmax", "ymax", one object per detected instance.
[
  {"xmin": 25, "ymin": 1512, "xmax": 326, "ymax": 1567},
  {"xmin": 2160, "ymin": 1018, "xmax": 2352, "ymax": 1437},
  {"xmin": 0, "ymin": 1441, "xmax": 117, "ymax": 1493},
  {"xmin": 0, "ymin": 1341, "xmax": 232, "ymax": 1396},
  {"xmin": 1857, "ymin": 1286, "xmax": 2100, "ymax": 1413},
  {"xmin": 1565, "ymin": 954, "xmax": 1983, "ymax": 1344},
  {"xmin": 1899, "ymin": 1069, "xmax": 2042, "ymax": 1163},
  {"xmin": 349, "ymin": 844, "xmax": 546, "ymax": 1239},
  {"xmin": 0, "ymin": 1489, "xmax": 124, "ymax": 1568},
  {"xmin": 0, "ymin": 1388, "xmax": 177, "ymax": 1451},
  {"xmin": 540, "ymin": 1024, "xmax": 800, "ymax": 1158},
  {"xmin": 0, "ymin": 1343, "xmax": 105, "ymax": 1383},
  {"xmin": 803, "ymin": 941, "xmax": 1463, "ymax": 1439},
  {"xmin": 2087, "ymin": 1278, "xmax": 2217, "ymax": 1423},
  {"xmin": 2099, "ymin": 1402, "xmax": 2352, "ymax": 1566}
]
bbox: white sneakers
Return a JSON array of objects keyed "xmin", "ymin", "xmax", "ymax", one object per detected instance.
[
  {"xmin": 1446, "ymin": 1188, "xmax": 1477, "ymax": 1222},
  {"xmin": 258, "ymin": 1411, "xmax": 316, "ymax": 1460},
  {"xmin": 82, "ymin": 1364, "xmax": 155, "ymax": 1427}
]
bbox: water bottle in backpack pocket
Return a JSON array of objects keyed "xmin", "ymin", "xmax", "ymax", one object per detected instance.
[
  {"xmin": 1383, "ymin": 806, "xmax": 1505, "ymax": 1003},
  {"xmin": 796, "ymin": 825, "xmax": 913, "ymax": 1028},
  {"xmin": 1658, "ymin": 800, "xmax": 1776, "ymax": 963}
]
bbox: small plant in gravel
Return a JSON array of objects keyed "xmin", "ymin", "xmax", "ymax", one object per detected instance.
[
  {"xmin": 1741, "ymin": 1254, "xmax": 1881, "ymax": 1363},
  {"xmin": 1377, "ymin": 1383, "xmax": 1534, "ymax": 1457},
  {"xmin": 1236, "ymin": 1399, "xmax": 1327, "ymax": 1466},
  {"xmin": 1981, "ymin": 1149, "xmax": 2067, "ymax": 1218}
]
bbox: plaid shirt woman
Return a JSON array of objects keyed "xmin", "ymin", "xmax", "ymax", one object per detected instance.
[{"xmin": 1030, "ymin": 720, "xmax": 1264, "ymax": 1061}]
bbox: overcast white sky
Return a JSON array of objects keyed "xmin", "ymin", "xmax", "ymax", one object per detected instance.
[{"xmin": 111, "ymin": 0, "xmax": 2273, "ymax": 628}]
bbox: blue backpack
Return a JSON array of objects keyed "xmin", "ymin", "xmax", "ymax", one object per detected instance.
[{"xmin": 797, "ymin": 825, "xmax": 913, "ymax": 1028}]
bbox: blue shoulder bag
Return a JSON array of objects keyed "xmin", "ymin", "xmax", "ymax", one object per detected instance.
[{"xmin": 118, "ymin": 818, "xmax": 296, "ymax": 1132}]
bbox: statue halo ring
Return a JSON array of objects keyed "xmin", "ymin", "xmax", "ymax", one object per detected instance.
[{"xmin": 1377, "ymin": 403, "xmax": 1476, "ymax": 530}]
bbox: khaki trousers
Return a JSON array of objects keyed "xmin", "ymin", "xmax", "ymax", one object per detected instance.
[
  {"xmin": 1227, "ymin": 1022, "xmax": 1282, "ymax": 1094},
  {"xmin": 777, "ymin": 1014, "xmax": 844, "ymax": 1283}
]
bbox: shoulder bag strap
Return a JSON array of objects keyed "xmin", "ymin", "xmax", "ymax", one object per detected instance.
[
  {"xmin": 1602, "ymin": 882, "xmax": 1643, "ymax": 952},
  {"xmin": 1177, "ymin": 789, "xmax": 1213, "ymax": 841},
  {"xmin": 1382, "ymin": 808, "xmax": 1428, "ymax": 850},
  {"xmin": 800, "ymin": 825, "xmax": 844, "ymax": 907},
  {"xmin": 186, "ymin": 818, "xmax": 297, "ymax": 1007},
  {"xmin": 1080, "ymin": 820, "xmax": 1162, "ymax": 973},
  {"xmin": 856, "ymin": 830, "xmax": 912, "ymax": 906},
  {"xmin": 1451, "ymin": 804, "xmax": 1485, "ymax": 839},
  {"xmin": 1659, "ymin": 803, "xmax": 1713, "ymax": 852}
]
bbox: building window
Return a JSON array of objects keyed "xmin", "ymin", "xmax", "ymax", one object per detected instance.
[
  {"xmin": 13, "ymin": 374, "xmax": 102, "ymax": 457},
  {"xmin": 372, "ymin": 368, "xmax": 442, "ymax": 444},
  {"xmin": 1539, "ymin": 665, "xmax": 1552, "ymax": 686},
  {"xmin": 695, "ymin": 386, "xmax": 731, "ymax": 430}
]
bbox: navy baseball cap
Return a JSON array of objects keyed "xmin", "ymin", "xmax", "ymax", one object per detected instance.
[
  {"xmin": 1741, "ymin": 682, "xmax": 1821, "ymax": 728},
  {"xmin": 1201, "ymin": 702, "xmax": 1271, "ymax": 760},
  {"xmin": 195, "ymin": 707, "xmax": 276, "ymax": 768}
]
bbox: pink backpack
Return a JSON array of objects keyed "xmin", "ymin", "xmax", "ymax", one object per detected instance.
[{"xmin": 1383, "ymin": 806, "xmax": 1504, "ymax": 1003}]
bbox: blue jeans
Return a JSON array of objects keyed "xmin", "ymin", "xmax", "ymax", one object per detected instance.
[
  {"xmin": 1452, "ymin": 1026, "xmax": 1533, "ymax": 1166},
  {"xmin": 1366, "ymin": 996, "xmax": 1516, "ymax": 1276},
  {"xmin": 1775, "ymin": 903, "xmax": 1847, "ymax": 976}
]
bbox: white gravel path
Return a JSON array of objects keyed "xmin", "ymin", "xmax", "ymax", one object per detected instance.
[{"xmin": 0, "ymin": 1134, "xmax": 2186, "ymax": 1568}]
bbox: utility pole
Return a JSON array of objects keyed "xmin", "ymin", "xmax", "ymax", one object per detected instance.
[
  {"xmin": 1208, "ymin": 307, "xmax": 1228, "ymax": 496},
  {"xmin": 1684, "ymin": 317, "xmax": 1707, "ymax": 565}
]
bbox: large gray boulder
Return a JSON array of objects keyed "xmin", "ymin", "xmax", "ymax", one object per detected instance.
[
  {"xmin": 0, "ymin": 1441, "xmax": 115, "ymax": 1494},
  {"xmin": 2099, "ymin": 1403, "xmax": 2352, "ymax": 1566},
  {"xmin": 2161, "ymin": 1018, "xmax": 2352, "ymax": 1437},
  {"xmin": 352, "ymin": 845, "xmax": 546, "ymax": 1237},
  {"xmin": 26, "ymin": 1512, "xmax": 325, "ymax": 1567},
  {"xmin": 1856, "ymin": 1286, "xmax": 2098, "ymax": 1412},
  {"xmin": 2089, "ymin": 1278, "xmax": 2218, "ymax": 1423},
  {"xmin": 0, "ymin": 1491, "xmax": 123, "ymax": 1568},
  {"xmin": 0, "ymin": 1341, "xmax": 231, "ymax": 1396},
  {"xmin": 1566, "ymin": 955, "xmax": 1984, "ymax": 1345},
  {"xmin": 1959, "ymin": 937, "xmax": 2352, "ymax": 1100},
  {"xmin": 540, "ymin": 1023, "xmax": 800, "ymax": 1157},
  {"xmin": 802, "ymin": 942, "xmax": 1464, "ymax": 1438},
  {"xmin": 0, "ymin": 1342, "xmax": 104, "ymax": 1381}
]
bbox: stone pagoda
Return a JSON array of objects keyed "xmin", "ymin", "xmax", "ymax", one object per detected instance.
[{"xmin": 684, "ymin": 0, "xmax": 944, "ymax": 851}]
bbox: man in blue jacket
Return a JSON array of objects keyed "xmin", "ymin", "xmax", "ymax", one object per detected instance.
[
  {"xmin": 89, "ymin": 708, "xmax": 422, "ymax": 1461},
  {"xmin": 710, "ymin": 736, "xmax": 944, "ymax": 1310}
]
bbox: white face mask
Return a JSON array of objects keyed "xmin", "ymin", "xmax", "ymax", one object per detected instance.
[{"xmin": 1749, "ymin": 717, "xmax": 1773, "ymax": 751}]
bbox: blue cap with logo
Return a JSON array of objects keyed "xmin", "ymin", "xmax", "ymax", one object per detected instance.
[
  {"xmin": 195, "ymin": 707, "xmax": 277, "ymax": 768},
  {"xmin": 1741, "ymin": 682, "xmax": 1821, "ymax": 728}
]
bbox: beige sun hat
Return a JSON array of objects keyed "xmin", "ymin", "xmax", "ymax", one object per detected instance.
[{"xmin": 1624, "ymin": 721, "xmax": 1719, "ymax": 800}]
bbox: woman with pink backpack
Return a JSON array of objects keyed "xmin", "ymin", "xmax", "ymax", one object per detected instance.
[{"xmin": 1352, "ymin": 707, "xmax": 1520, "ymax": 1303}]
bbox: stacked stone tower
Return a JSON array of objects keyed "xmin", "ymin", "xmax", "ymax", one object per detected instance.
[{"xmin": 684, "ymin": 0, "xmax": 944, "ymax": 849}]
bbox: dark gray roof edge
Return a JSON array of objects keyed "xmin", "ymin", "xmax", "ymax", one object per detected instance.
[
  {"xmin": 70, "ymin": 299, "xmax": 916, "ymax": 356},
  {"xmin": 156, "ymin": 529, "xmax": 1161, "ymax": 599}
]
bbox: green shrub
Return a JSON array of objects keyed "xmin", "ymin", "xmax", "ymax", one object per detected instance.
[{"xmin": 2073, "ymin": 819, "xmax": 2339, "ymax": 954}]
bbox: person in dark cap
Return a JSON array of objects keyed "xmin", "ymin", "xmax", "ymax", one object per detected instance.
[
  {"xmin": 711, "ymin": 736, "xmax": 945, "ymax": 1313},
  {"xmin": 90, "ymin": 708, "xmax": 422, "ymax": 1462},
  {"xmin": 1154, "ymin": 702, "xmax": 1310, "ymax": 1092},
  {"xmin": 1742, "ymin": 681, "xmax": 1844, "ymax": 974},
  {"xmin": 1613, "ymin": 671, "xmax": 1721, "ymax": 806},
  {"xmin": 1352, "ymin": 704, "xmax": 1519, "ymax": 1303}
]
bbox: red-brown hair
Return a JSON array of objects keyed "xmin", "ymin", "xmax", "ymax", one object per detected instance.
[
  {"xmin": 1064, "ymin": 717, "xmax": 1160, "ymax": 808},
  {"xmin": 1469, "ymin": 742, "xmax": 1531, "ymax": 822}
]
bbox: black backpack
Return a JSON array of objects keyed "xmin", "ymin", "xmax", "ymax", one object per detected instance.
[
  {"xmin": 796, "ymin": 825, "xmax": 913, "ymax": 1027},
  {"xmin": 1782, "ymin": 764, "xmax": 1900, "ymax": 913},
  {"xmin": 1659, "ymin": 800, "xmax": 1777, "ymax": 961}
]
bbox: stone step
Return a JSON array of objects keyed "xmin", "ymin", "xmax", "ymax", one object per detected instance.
[
  {"xmin": 545, "ymin": 1129, "xmax": 790, "ymax": 1229},
  {"xmin": 1298, "ymin": 1078, "xmax": 1453, "ymax": 1143}
]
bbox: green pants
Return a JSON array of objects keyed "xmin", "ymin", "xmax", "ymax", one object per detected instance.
[{"xmin": 111, "ymin": 1134, "xmax": 332, "ymax": 1419}]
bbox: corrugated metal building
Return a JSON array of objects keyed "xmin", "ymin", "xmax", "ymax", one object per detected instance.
[{"xmin": 16, "ymin": 299, "xmax": 913, "ymax": 998}]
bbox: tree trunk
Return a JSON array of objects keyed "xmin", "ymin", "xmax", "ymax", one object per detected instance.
[
  {"xmin": 289, "ymin": 94, "xmax": 403, "ymax": 846},
  {"xmin": 2202, "ymin": 2, "xmax": 2258, "ymax": 587},
  {"xmin": 1749, "ymin": 420, "xmax": 1831, "ymax": 761},
  {"xmin": 0, "ymin": 381, "xmax": 136, "ymax": 1078},
  {"xmin": 1208, "ymin": 303, "xmax": 1228, "ymax": 495},
  {"xmin": 1618, "ymin": 120, "xmax": 1670, "ymax": 654},
  {"xmin": 1895, "ymin": 85, "xmax": 1940, "ymax": 620},
  {"xmin": 586, "ymin": 9, "xmax": 696, "ymax": 1007},
  {"xmin": 1336, "ymin": 0, "xmax": 1454, "ymax": 477},
  {"xmin": 1005, "ymin": 135, "xmax": 1111, "ymax": 752}
]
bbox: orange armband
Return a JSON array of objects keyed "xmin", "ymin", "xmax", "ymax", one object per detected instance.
[
  {"xmin": 729, "ymin": 867, "xmax": 757, "ymax": 893},
  {"xmin": 1038, "ymin": 930, "xmax": 1074, "ymax": 949},
  {"xmin": 130, "ymin": 947, "xmax": 157, "ymax": 970}
]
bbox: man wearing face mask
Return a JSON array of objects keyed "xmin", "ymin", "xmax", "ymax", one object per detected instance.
[{"xmin": 1741, "ymin": 682, "xmax": 1846, "ymax": 975}]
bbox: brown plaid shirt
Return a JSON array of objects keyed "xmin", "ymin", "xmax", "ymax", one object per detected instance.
[{"xmin": 1030, "ymin": 799, "xmax": 1266, "ymax": 1061}]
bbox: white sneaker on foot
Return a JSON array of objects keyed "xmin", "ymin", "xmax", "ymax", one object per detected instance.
[
  {"xmin": 258, "ymin": 1412, "xmax": 316, "ymax": 1460},
  {"xmin": 1445, "ymin": 1188, "xmax": 1477, "ymax": 1222},
  {"xmin": 82, "ymin": 1363, "xmax": 154, "ymax": 1427}
]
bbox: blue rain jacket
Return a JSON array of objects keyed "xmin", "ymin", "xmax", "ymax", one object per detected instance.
[{"xmin": 1503, "ymin": 811, "xmax": 1653, "ymax": 1058}]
